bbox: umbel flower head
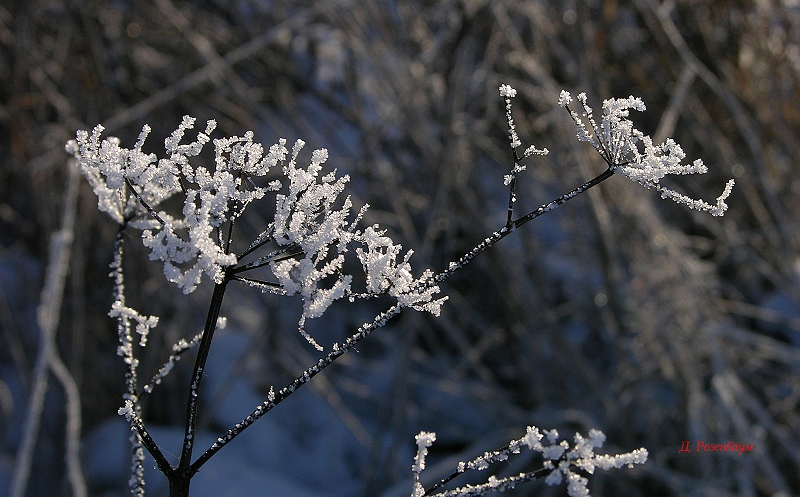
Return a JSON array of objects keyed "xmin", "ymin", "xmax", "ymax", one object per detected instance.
[
  {"xmin": 556, "ymin": 89, "xmax": 734, "ymax": 216},
  {"xmin": 67, "ymin": 117, "xmax": 445, "ymax": 349}
]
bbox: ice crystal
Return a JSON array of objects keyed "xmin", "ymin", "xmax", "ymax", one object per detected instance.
[{"xmin": 118, "ymin": 399, "xmax": 135, "ymax": 422}]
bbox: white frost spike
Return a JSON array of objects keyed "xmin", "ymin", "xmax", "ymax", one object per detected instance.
[
  {"xmin": 311, "ymin": 148, "xmax": 329, "ymax": 166},
  {"xmin": 413, "ymin": 431, "xmax": 436, "ymax": 473},
  {"xmin": 500, "ymin": 84, "xmax": 521, "ymax": 149},
  {"xmin": 558, "ymin": 89, "xmax": 572, "ymax": 107}
]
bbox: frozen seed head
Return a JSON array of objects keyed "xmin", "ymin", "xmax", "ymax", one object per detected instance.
[
  {"xmin": 557, "ymin": 90, "xmax": 734, "ymax": 216},
  {"xmin": 70, "ymin": 117, "xmax": 445, "ymax": 348}
]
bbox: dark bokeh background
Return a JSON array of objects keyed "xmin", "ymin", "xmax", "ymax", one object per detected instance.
[{"xmin": 1, "ymin": 0, "xmax": 799, "ymax": 495}]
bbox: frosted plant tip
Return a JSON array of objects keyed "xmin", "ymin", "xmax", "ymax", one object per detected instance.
[
  {"xmin": 499, "ymin": 84, "xmax": 517, "ymax": 98},
  {"xmin": 118, "ymin": 400, "xmax": 135, "ymax": 422},
  {"xmin": 558, "ymin": 90, "xmax": 572, "ymax": 107}
]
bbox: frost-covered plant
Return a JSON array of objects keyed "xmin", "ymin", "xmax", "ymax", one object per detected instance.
[
  {"xmin": 410, "ymin": 427, "xmax": 648, "ymax": 497},
  {"xmin": 67, "ymin": 83, "xmax": 729, "ymax": 497},
  {"xmin": 558, "ymin": 90, "xmax": 734, "ymax": 216},
  {"xmin": 67, "ymin": 118, "xmax": 445, "ymax": 496},
  {"xmin": 67, "ymin": 118, "xmax": 444, "ymax": 338}
]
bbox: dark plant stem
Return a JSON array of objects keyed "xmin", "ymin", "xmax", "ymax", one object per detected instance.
[
  {"xmin": 505, "ymin": 147, "xmax": 522, "ymax": 229},
  {"xmin": 168, "ymin": 279, "xmax": 228, "ymax": 495},
  {"xmin": 424, "ymin": 459, "xmax": 562, "ymax": 496},
  {"xmin": 421, "ymin": 437, "xmax": 524, "ymax": 495},
  {"xmin": 124, "ymin": 177, "xmax": 166, "ymax": 226},
  {"xmin": 169, "ymin": 474, "xmax": 191, "ymax": 497},
  {"xmin": 128, "ymin": 412, "xmax": 173, "ymax": 475},
  {"xmin": 510, "ymin": 166, "xmax": 613, "ymax": 228}
]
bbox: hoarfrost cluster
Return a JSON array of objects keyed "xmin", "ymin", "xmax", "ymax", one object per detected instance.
[
  {"xmin": 557, "ymin": 89, "xmax": 734, "ymax": 216},
  {"xmin": 108, "ymin": 302, "xmax": 158, "ymax": 361},
  {"xmin": 67, "ymin": 118, "xmax": 444, "ymax": 349},
  {"xmin": 411, "ymin": 426, "xmax": 647, "ymax": 497}
]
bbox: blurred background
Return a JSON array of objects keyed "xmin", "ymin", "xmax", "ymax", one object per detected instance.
[{"xmin": 1, "ymin": 0, "xmax": 799, "ymax": 495}]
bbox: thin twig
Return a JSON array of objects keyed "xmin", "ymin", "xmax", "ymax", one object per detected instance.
[
  {"xmin": 505, "ymin": 148, "xmax": 521, "ymax": 229},
  {"xmin": 124, "ymin": 177, "xmax": 166, "ymax": 226},
  {"xmin": 126, "ymin": 407, "xmax": 175, "ymax": 476},
  {"xmin": 11, "ymin": 162, "xmax": 84, "ymax": 497},
  {"xmin": 229, "ymin": 275, "xmax": 283, "ymax": 289},
  {"xmin": 49, "ymin": 353, "xmax": 87, "ymax": 497},
  {"xmin": 228, "ymin": 244, "xmax": 305, "ymax": 275},
  {"xmin": 140, "ymin": 331, "xmax": 204, "ymax": 397},
  {"xmin": 425, "ymin": 460, "xmax": 558, "ymax": 496}
]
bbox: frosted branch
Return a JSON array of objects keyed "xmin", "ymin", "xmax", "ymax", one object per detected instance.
[
  {"xmin": 141, "ymin": 330, "xmax": 204, "ymax": 395},
  {"xmin": 413, "ymin": 426, "xmax": 647, "ymax": 497}
]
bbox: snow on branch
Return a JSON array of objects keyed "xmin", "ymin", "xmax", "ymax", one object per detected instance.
[
  {"xmin": 412, "ymin": 426, "xmax": 647, "ymax": 497},
  {"xmin": 498, "ymin": 85, "xmax": 549, "ymax": 186}
]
